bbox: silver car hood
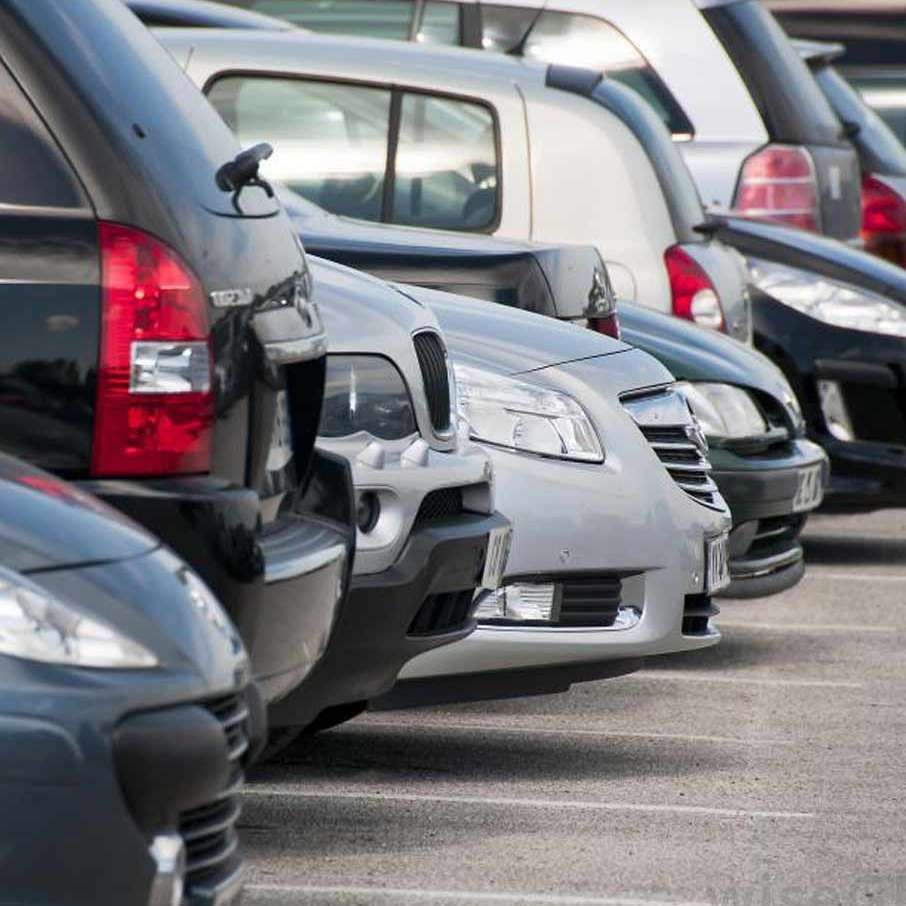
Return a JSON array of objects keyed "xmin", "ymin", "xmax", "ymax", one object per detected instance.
[{"xmin": 399, "ymin": 282, "xmax": 632, "ymax": 375}]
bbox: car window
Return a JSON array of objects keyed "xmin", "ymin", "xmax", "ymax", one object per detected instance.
[
  {"xmin": 249, "ymin": 0, "xmax": 415, "ymax": 38},
  {"xmin": 416, "ymin": 2, "xmax": 461, "ymax": 44},
  {"xmin": 393, "ymin": 93, "xmax": 499, "ymax": 229},
  {"xmin": 479, "ymin": 6, "xmax": 693, "ymax": 139},
  {"xmin": 847, "ymin": 73, "xmax": 906, "ymax": 151},
  {"xmin": 0, "ymin": 63, "xmax": 86, "ymax": 209},
  {"xmin": 703, "ymin": 0, "xmax": 844, "ymax": 146},
  {"xmin": 207, "ymin": 76, "xmax": 391, "ymax": 221}
]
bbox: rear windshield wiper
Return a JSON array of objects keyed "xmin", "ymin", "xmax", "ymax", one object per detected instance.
[{"xmin": 216, "ymin": 143, "xmax": 275, "ymax": 204}]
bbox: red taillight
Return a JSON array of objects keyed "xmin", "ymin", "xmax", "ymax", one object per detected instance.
[
  {"xmin": 92, "ymin": 222, "xmax": 213, "ymax": 477},
  {"xmin": 588, "ymin": 313, "xmax": 621, "ymax": 339},
  {"xmin": 732, "ymin": 144, "xmax": 821, "ymax": 232},
  {"xmin": 861, "ymin": 173, "xmax": 906, "ymax": 267},
  {"xmin": 665, "ymin": 245, "xmax": 725, "ymax": 332}
]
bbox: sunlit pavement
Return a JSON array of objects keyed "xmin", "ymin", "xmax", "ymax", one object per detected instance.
[{"xmin": 241, "ymin": 510, "xmax": 906, "ymax": 906}]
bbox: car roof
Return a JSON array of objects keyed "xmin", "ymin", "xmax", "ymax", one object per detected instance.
[
  {"xmin": 159, "ymin": 25, "xmax": 551, "ymax": 92},
  {"xmin": 123, "ymin": 0, "xmax": 295, "ymax": 29}
]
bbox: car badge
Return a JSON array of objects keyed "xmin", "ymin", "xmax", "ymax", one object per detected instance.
[{"xmin": 210, "ymin": 287, "xmax": 254, "ymax": 308}]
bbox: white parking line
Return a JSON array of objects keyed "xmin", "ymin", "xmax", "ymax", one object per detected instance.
[
  {"xmin": 717, "ymin": 620, "xmax": 899, "ymax": 634},
  {"xmin": 244, "ymin": 787, "xmax": 814, "ymax": 821},
  {"xmin": 355, "ymin": 718, "xmax": 791, "ymax": 747},
  {"xmin": 244, "ymin": 884, "xmax": 712, "ymax": 906},
  {"xmin": 634, "ymin": 671, "xmax": 863, "ymax": 689},
  {"xmin": 804, "ymin": 570, "xmax": 906, "ymax": 584}
]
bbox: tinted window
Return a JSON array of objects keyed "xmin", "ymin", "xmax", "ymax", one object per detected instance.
[
  {"xmin": 393, "ymin": 93, "xmax": 498, "ymax": 229},
  {"xmin": 208, "ymin": 76, "xmax": 391, "ymax": 221},
  {"xmin": 704, "ymin": 1, "xmax": 844, "ymax": 145},
  {"xmin": 249, "ymin": 0, "xmax": 414, "ymax": 37},
  {"xmin": 814, "ymin": 64, "xmax": 906, "ymax": 177},
  {"xmin": 480, "ymin": 6, "xmax": 693, "ymax": 138},
  {"xmin": 416, "ymin": 1, "xmax": 460, "ymax": 45},
  {"xmin": 0, "ymin": 63, "xmax": 85, "ymax": 209}
]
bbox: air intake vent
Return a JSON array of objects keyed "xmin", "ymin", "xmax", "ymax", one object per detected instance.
[
  {"xmin": 558, "ymin": 576, "xmax": 623, "ymax": 626},
  {"xmin": 622, "ymin": 389, "xmax": 723, "ymax": 510},
  {"xmin": 414, "ymin": 486, "xmax": 464, "ymax": 526},
  {"xmin": 408, "ymin": 589, "xmax": 476, "ymax": 636},
  {"xmin": 413, "ymin": 330, "xmax": 452, "ymax": 433}
]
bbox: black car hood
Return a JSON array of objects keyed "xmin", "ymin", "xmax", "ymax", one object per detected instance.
[
  {"xmin": 283, "ymin": 188, "xmax": 608, "ymax": 320},
  {"xmin": 713, "ymin": 216, "xmax": 906, "ymax": 304},
  {"xmin": 0, "ymin": 454, "xmax": 156, "ymax": 573}
]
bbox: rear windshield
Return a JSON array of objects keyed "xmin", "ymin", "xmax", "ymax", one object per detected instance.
[
  {"xmin": 813, "ymin": 63, "xmax": 906, "ymax": 177},
  {"xmin": 704, "ymin": 1, "xmax": 845, "ymax": 146}
]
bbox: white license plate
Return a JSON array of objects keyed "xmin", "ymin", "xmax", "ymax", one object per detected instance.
[
  {"xmin": 266, "ymin": 390, "xmax": 294, "ymax": 473},
  {"xmin": 481, "ymin": 525, "xmax": 512, "ymax": 590},
  {"xmin": 793, "ymin": 463, "xmax": 824, "ymax": 513},
  {"xmin": 705, "ymin": 532, "xmax": 731, "ymax": 594}
]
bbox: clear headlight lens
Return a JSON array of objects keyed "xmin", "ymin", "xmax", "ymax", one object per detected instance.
[
  {"xmin": 678, "ymin": 381, "xmax": 767, "ymax": 440},
  {"xmin": 319, "ymin": 354, "xmax": 417, "ymax": 440},
  {"xmin": 0, "ymin": 567, "xmax": 158, "ymax": 669},
  {"xmin": 749, "ymin": 257, "xmax": 906, "ymax": 338},
  {"xmin": 455, "ymin": 363, "xmax": 604, "ymax": 462}
]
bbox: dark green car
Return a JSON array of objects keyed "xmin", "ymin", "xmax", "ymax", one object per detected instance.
[{"xmin": 621, "ymin": 302, "xmax": 828, "ymax": 598}]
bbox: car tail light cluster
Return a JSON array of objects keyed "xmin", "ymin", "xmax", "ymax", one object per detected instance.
[
  {"xmin": 861, "ymin": 174, "xmax": 906, "ymax": 268},
  {"xmin": 732, "ymin": 144, "xmax": 821, "ymax": 232},
  {"xmin": 92, "ymin": 222, "xmax": 213, "ymax": 477},
  {"xmin": 588, "ymin": 312, "xmax": 621, "ymax": 339},
  {"xmin": 665, "ymin": 245, "xmax": 725, "ymax": 332}
]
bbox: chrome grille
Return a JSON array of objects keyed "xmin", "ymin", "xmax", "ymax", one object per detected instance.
[
  {"xmin": 622, "ymin": 388, "xmax": 724, "ymax": 510},
  {"xmin": 413, "ymin": 330, "xmax": 452, "ymax": 433},
  {"xmin": 178, "ymin": 693, "xmax": 249, "ymax": 898}
]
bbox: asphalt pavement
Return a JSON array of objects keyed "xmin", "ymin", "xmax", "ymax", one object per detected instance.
[{"xmin": 240, "ymin": 509, "xmax": 906, "ymax": 906}]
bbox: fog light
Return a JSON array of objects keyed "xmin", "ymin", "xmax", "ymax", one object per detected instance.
[
  {"xmin": 356, "ymin": 492, "xmax": 381, "ymax": 533},
  {"xmin": 474, "ymin": 583, "xmax": 557, "ymax": 622},
  {"xmin": 148, "ymin": 833, "xmax": 185, "ymax": 906},
  {"xmin": 817, "ymin": 380, "xmax": 855, "ymax": 441}
]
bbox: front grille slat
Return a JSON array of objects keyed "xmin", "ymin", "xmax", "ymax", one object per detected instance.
[
  {"xmin": 413, "ymin": 330, "xmax": 452, "ymax": 433},
  {"xmin": 179, "ymin": 693, "xmax": 250, "ymax": 897},
  {"xmin": 558, "ymin": 577, "xmax": 623, "ymax": 626}
]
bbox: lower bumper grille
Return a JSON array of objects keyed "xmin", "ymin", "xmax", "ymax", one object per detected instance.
[
  {"xmin": 682, "ymin": 593, "xmax": 719, "ymax": 636},
  {"xmin": 414, "ymin": 486, "xmax": 464, "ymax": 526},
  {"xmin": 408, "ymin": 589, "xmax": 475, "ymax": 636},
  {"xmin": 750, "ymin": 514, "xmax": 806, "ymax": 554},
  {"xmin": 179, "ymin": 694, "xmax": 250, "ymax": 897},
  {"xmin": 558, "ymin": 576, "xmax": 623, "ymax": 627}
]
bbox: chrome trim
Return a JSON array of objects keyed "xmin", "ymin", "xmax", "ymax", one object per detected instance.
[{"xmin": 478, "ymin": 606, "xmax": 641, "ymax": 633}]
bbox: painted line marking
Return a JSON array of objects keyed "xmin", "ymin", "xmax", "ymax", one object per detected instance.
[
  {"xmin": 354, "ymin": 718, "xmax": 790, "ymax": 747},
  {"xmin": 717, "ymin": 620, "xmax": 898, "ymax": 634},
  {"xmin": 243, "ymin": 787, "xmax": 814, "ymax": 821},
  {"xmin": 634, "ymin": 671, "xmax": 863, "ymax": 689},
  {"xmin": 244, "ymin": 884, "xmax": 711, "ymax": 906},
  {"xmin": 804, "ymin": 570, "xmax": 906, "ymax": 584}
]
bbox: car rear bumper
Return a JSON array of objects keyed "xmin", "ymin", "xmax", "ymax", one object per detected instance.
[
  {"xmin": 711, "ymin": 439, "xmax": 828, "ymax": 595},
  {"xmin": 77, "ymin": 451, "xmax": 356, "ymax": 704},
  {"xmin": 268, "ymin": 511, "xmax": 509, "ymax": 729}
]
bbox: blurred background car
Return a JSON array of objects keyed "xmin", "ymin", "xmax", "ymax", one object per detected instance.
[
  {"xmin": 0, "ymin": 0, "xmax": 355, "ymax": 705},
  {"xmin": 265, "ymin": 256, "xmax": 509, "ymax": 746},
  {"xmin": 377, "ymin": 291, "xmax": 730, "ymax": 708},
  {"xmin": 157, "ymin": 27, "xmax": 752, "ymax": 339},
  {"xmin": 0, "ymin": 453, "xmax": 261, "ymax": 906},
  {"xmin": 226, "ymin": 0, "xmax": 864, "ymax": 242}
]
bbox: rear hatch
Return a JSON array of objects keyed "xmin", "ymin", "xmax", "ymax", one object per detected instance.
[
  {"xmin": 0, "ymin": 0, "xmax": 324, "ymax": 514},
  {"xmin": 281, "ymin": 186, "xmax": 610, "ymax": 322},
  {"xmin": 702, "ymin": 0, "xmax": 862, "ymax": 241}
]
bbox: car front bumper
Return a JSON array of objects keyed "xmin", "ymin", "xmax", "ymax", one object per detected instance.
[
  {"xmin": 78, "ymin": 450, "xmax": 356, "ymax": 704},
  {"xmin": 268, "ymin": 510, "xmax": 508, "ymax": 728},
  {"xmin": 711, "ymin": 438, "xmax": 828, "ymax": 597}
]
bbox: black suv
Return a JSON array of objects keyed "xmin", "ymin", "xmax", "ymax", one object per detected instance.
[{"xmin": 0, "ymin": 0, "xmax": 355, "ymax": 704}]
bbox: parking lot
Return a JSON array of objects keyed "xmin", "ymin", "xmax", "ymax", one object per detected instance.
[{"xmin": 240, "ymin": 509, "xmax": 906, "ymax": 906}]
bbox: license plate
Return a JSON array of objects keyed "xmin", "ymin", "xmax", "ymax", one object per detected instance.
[
  {"xmin": 266, "ymin": 390, "xmax": 294, "ymax": 473},
  {"xmin": 793, "ymin": 463, "xmax": 824, "ymax": 513},
  {"xmin": 481, "ymin": 525, "xmax": 512, "ymax": 590},
  {"xmin": 705, "ymin": 532, "xmax": 731, "ymax": 595}
]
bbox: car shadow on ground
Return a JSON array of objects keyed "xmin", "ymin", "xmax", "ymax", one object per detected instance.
[{"xmin": 802, "ymin": 533, "xmax": 906, "ymax": 566}]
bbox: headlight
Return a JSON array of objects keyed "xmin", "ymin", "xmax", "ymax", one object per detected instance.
[
  {"xmin": 678, "ymin": 381, "xmax": 767, "ymax": 440},
  {"xmin": 0, "ymin": 567, "xmax": 158, "ymax": 669},
  {"xmin": 319, "ymin": 354, "xmax": 417, "ymax": 440},
  {"xmin": 455, "ymin": 363, "xmax": 603, "ymax": 462},
  {"xmin": 749, "ymin": 257, "xmax": 906, "ymax": 338}
]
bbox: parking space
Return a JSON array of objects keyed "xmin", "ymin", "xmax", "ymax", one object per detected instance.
[{"xmin": 241, "ymin": 510, "xmax": 906, "ymax": 906}]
